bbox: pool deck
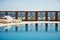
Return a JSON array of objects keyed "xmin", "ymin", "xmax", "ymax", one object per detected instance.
[{"xmin": 0, "ymin": 21, "xmax": 60, "ymax": 27}]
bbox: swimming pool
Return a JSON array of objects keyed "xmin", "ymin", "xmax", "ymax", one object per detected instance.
[{"xmin": 0, "ymin": 23, "xmax": 60, "ymax": 40}]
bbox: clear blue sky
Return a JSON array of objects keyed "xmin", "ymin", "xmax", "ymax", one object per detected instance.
[{"xmin": 0, "ymin": 0, "xmax": 60, "ymax": 11}]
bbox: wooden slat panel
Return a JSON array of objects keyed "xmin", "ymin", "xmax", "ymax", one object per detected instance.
[
  {"xmin": 15, "ymin": 12, "xmax": 18, "ymax": 19},
  {"xmin": 55, "ymin": 12, "xmax": 58, "ymax": 21},
  {"xmin": 5, "ymin": 11, "xmax": 8, "ymax": 15},
  {"xmin": 46, "ymin": 12, "xmax": 48, "ymax": 21},
  {"xmin": 35, "ymin": 12, "xmax": 38, "ymax": 21},
  {"xmin": 25, "ymin": 12, "xmax": 28, "ymax": 21}
]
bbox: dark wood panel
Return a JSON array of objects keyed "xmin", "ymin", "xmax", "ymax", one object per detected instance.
[
  {"xmin": 25, "ymin": 12, "xmax": 28, "ymax": 21},
  {"xmin": 46, "ymin": 12, "xmax": 48, "ymax": 21},
  {"xmin": 55, "ymin": 12, "xmax": 58, "ymax": 21},
  {"xmin": 15, "ymin": 12, "xmax": 18, "ymax": 19},
  {"xmin": 35, "ymin": 12, "xmax": 38, "ymax": 21},
  {"xmin": 5, "ymin": 11, "xmax": 8, "ymax": 15}
]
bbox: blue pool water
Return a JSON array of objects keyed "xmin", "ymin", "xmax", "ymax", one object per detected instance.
[{"xmin": 0, "ymin": 23, "xmax": 60, "ymax": 40}]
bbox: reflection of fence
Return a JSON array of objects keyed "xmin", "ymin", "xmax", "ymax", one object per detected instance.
[
  {"xmin": 0, "ymin": 11, "xmax": 60, "ymax": 32},
  {"xmin": 0, "ymin": 21, "xmax": 60, "ymax": 32}
]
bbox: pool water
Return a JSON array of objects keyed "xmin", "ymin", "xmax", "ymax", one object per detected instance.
[{"xmin": 0, "ymin": 23, "xmax": 60, "ymax": 40}]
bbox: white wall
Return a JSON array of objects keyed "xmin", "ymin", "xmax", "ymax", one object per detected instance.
[{"xmin": 0, "ymin": 0, "xmax": 60, "ymax": 11}]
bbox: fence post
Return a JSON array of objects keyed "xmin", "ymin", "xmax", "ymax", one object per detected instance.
[
  {"xmin": 5, "ymin": 11, "xmax": 8, "ymax": 16},
  {"xmin": 45, "ymin": 11, "xmax": 48, "ymax": 31},
  {"xmin": 55, "ymin": 12, "xmax": 58, "ymax": 31},
  {"xmin": 15, "ymin": 11, "xmax": 18, "ymax": 31}
]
